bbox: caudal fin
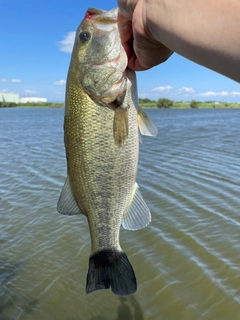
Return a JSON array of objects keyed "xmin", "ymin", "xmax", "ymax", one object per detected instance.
[{"xmin": 86, "ymin": 249, "xmax": 137, "ymax": 296}]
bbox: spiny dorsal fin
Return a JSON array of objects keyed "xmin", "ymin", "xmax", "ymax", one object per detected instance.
[
  {"xmin": 57, "ymin": 176, "xmax": 83, "ymax": 215},
  {"xmin": 113, "ymin": 106, "xmax": 129, "ymax": 147},
  {"xmin": 137, "ymin": 107, "xmax": 158, "ymax": 136},
  {"xmin": 122, "ymin": 183, "xmax": 151, "ymax": 230}
]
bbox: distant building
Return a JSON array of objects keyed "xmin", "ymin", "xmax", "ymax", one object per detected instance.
[
  {"xmin": 20, "ymin": 97, "xmax": 47, "ymax": 103},
  {"xmin": 0, "ymin": 93, "xmax": 20, "ymax": 103}
]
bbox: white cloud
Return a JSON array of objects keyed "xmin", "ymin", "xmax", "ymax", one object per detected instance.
[
  {"xmin": 1, "ymin": 78, "xmax": 21, "ymax": 83},
  {"xmin": 54, "ymin": 80, "xmax": 66, "ymax": 86},
  {"xmin": 25, "ymin": 89, "xmax": 36, "ymax": 94},
  {"xmin": 139, "ymin": 93, "xmax": 149, "ymax": 97},
  {"xmin": 151, "ymin": 85, "xmax": 173, "ymax": 92},
  {"xmin": 11, "ymin": 79, "xmax": 21, "ymax": 83},
  {"xmin": 58, "ymin": 31, "xmax": 75, "ymax": 53},
  {"xmin": 231, "ymin": 92, "xmax": 240, "ymax": 97},
  {"xmin": 1, "ymin": 90, "xmax": 16, "ymax": 94},
  {"xmin": 178, "ymin": 87, "xmax": 195, "ymax": 93},
  {"xmin": 199, "ymin": 91, "xmax": 230, "ymax": 97}
]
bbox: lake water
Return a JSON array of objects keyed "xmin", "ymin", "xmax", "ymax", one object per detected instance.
[{"xmin": 0, "ymin": 107, "xmax": 240, "ymax": 320}]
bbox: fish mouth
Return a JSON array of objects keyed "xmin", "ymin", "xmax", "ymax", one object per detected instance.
[
  {"xmin": 84, "ymin": 8, "xmax": 118, "ymax": 23},
  {"xmin": 83, "ymin": 7, "xmax": 123, "ymax": 66},
  {"xmin": 84, "ymin": 8, "xmax": 118, "ymax": 32}
]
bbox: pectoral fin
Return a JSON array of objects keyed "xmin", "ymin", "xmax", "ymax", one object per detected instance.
[
  {"xmin": 122, "ymin": 183, "xmax": 151, "ymax": 230},
  {"xmin": 57, "ymin": 176, "xmax": 83, "ymax": 215},
  {"xmin": 137, "ymin": 107, "xmax": 158, "ymax": 136},
  {"xmin": 113, "ymin": 106, "xmax": 129, "ymax": 147}
]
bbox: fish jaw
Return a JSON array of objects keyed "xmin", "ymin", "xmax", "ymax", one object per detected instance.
[
  {"xmin": 84, "ymin": 8, "xmax": 118, "ymax": 23},
  {"xmin": 76, "ymin": 7, "xmax": 121, "ymax": 64},
  {"xmin": 69, "ymin": 7, "xmax": 128, "ymax": 108}
]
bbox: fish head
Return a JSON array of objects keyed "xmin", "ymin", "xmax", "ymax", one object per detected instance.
[{"xmin": 69, "ymin": 8, "xmax": 128, "ymax": 107}]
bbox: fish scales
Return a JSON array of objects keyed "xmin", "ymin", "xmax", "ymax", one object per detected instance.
[
  {"xmin": 65, "ymin": 76, "xmax": 139, "ymax": 252},
  {"xmin": 57, "ymin": 7, "xmax": 158, "ymax": 296}
]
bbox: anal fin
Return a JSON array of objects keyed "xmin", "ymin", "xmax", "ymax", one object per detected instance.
[
  {"xmin": 57, "ymin": 176, "xmax": 83, "ymax": 215},
  {"xmin": 122, "ymin": 183, "xmax": 151, "ymax": 230}
]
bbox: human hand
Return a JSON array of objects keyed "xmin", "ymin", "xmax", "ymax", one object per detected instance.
[
  {"xmin": 118, "ymin": 0, "xmax": 240, "ymax": 82},
  {"xmin": 117, "ymin": 0, "xmax": 173, "ymax": 71}
]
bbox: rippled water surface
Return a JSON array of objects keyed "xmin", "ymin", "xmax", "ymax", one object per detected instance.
[{"xmin": 1, "ymin": 107, "xmax": 240, "ymax": 320}]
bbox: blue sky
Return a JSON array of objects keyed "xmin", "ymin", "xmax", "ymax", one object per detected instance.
[{"xmin": 1, "ymin": 0, "xmax": 239, "ymax": 102}]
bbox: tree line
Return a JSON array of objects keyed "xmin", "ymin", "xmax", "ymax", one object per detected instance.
[
  {"xmin": 138, "ymin": 98, "xmax": 239, "ymax": 108},
  {"xmin": 139, "ymin": 98, "xmax": 200, "ymax": 108},
  {"xmin": 0, "ymin": 99, "xmax": 238, "ymax": 109}
]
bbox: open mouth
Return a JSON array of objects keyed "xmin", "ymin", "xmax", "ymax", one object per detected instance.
[{"xmin": 85, "ymin": 8, "xmax": 118, "ymax": 23}]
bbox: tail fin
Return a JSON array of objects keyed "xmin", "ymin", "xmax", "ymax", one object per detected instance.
[{"xmin": 86, "ymin": 249, "xmax": 137, "ymax": 296}]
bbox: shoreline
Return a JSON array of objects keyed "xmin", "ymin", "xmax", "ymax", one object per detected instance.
[{"xmin": 1, "ymin": 103, "xmax": 240, "ymax": 109}]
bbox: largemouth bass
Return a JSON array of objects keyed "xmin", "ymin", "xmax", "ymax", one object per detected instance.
[{"xmin": 57, "ymin": 7, "xmax": 158, "ymax": 296}]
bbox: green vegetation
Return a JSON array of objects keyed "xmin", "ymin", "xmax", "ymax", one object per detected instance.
[
  {"xmin": 190, "ymin": 100, "xmax": 199, "ymax": 108},
  {"xmin": 138, "ymin": 98, "xmax": 240, "ymax": 109},
  {"xmin": 0, "ymin": 101, "xmax": 64, "ymax": 108},
  {"xmin": 0, "ymin": 101, "xmax": 17, "ymax": 108},
  {"xmin": 1, "ymin": 100, "xmax": 240, "ymax": 109},
  {"xmin": 138, "ymin": 98, "xmax": 156, "ymax": 108},
  {"xmin": 17, "ymin": 102, "xmax": 64, "ymax": 108},
  {"xmin": 156, "ymin": 98, "xmax": 174, "ymax": 108}
]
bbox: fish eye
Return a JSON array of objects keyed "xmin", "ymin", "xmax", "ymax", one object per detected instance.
[{"xmin": 79, "ymin": 31, "xmax": 91, "ymax": 43}]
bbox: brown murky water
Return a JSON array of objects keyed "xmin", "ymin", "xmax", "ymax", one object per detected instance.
[{"xmin": 1, "ymin": 108, "xmax": 240, "ymax": 320}]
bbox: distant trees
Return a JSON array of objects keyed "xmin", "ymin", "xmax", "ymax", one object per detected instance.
[
  {"xmin": 157, "ymin": 98, "xmax": 174, "ymax": 108},
  {"xmin": 0, "ymin": 101, "xmax": 64, "ymax": 108},
  {"xmin": 190, "ymin": 100, "xmax": 199, "ymax": 108},
  {"xmin": 0, "ymin": 101, "xmax": 17, "ymax": 108},
  {"xmin": 138, "ymin": 98, "xmax": 157, "ymax": 108},
  {"xmin": 139, "ymin": 98, "xmax": 156, "ymax": 104},
  {"xmin": 138, "ymin": 98, "xmax": 238, "ymax": 109}
]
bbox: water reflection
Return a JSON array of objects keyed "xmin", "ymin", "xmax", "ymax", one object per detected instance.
[
  {"xmin": 0, "ymin": 260, "xmax": 22, "ymax": 319},
  {"xmin": 117, "ymin": 296, "xmax": 144, "ymax": 320},
  {"xmin": 116, "ymin": 298, "xmax": 132, "ymax": 319},
  {"xmin": 89, "ymin": 295, "xmax": 144, "ymax": 320},
  {"xmin": 0, "ymin": 260, "xmax": 38, "ymax": 319}
]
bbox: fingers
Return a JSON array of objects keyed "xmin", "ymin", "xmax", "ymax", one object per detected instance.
[
  {"xmin": 117, "ymin": 11, "xmax": 133, "ymax": 44},
  {"xmin": 134, "ymin": 37, "xmax": 173, "ymax": 70},
  {"xmin": 117, "ymin": 0, "xmax": 139, "ymax": 20},
  {"xmin": 117, "ymin": 0, "xmax": 173, "ymax": 71}
]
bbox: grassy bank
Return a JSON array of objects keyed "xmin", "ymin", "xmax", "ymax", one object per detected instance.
[
  {"xmin": 17, "ymin": 102, "xmax": 64, "ymax": 108},
  {"xmin": 139, "ymin": 101, "xmax": 240, "ymax": 109},
  {"xmin": 1, "ymin": 101, "xmax": 240, "ymax": 109},
  {"xmin": 0, "ymin": 102, "xmax": 64, "ymax": 108}
]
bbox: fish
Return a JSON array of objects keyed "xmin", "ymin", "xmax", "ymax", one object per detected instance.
[{"xmin": 57, "ymin": 7, "xmax": 158, "ymax": 296}]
